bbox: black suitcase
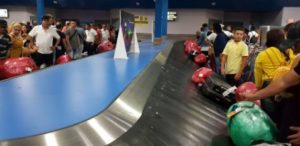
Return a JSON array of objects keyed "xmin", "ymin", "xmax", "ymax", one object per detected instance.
[{"xmin": 200, "ymin": 73, "xmax": 236, "ymax": 107}]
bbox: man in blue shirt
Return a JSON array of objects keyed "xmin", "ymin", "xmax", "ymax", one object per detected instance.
[{"xmin": 212, "ymin": 23, "xmax": 228, "ymax": 74}]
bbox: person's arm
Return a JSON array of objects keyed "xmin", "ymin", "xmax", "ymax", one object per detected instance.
[
  {"xmin": 221, "ymin": 44, "xmax": 229, "ymax": 76},
  {"xmin": 235, "ymin": 56, "xmax": 248, "ymax": 80},
  {"xmin": 244, "ymin": 68, "xmax": 300, "ymax": 101},
  {"xmin": 65, "ymin": 31, "xmax": 72, "ymax": 51},
  {"xmin": 28, "ymin": 27, "xmax": 37, "ymax": 49},
  {"xmin": 221, "ymin": 55, "xmax": 228, "ymax": 76},
  {"xmin": 52, "ymin": 31, "xmax": 61, "ymax": 51}
]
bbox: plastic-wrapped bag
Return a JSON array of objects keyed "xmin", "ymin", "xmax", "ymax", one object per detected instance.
[
  {"xmin": 56, "ymin": 54, "xmax": 72, "ymax": 64},
  {"xmin": 1, "ymin": 57, "xmax": 37, "ymax": 79},
  {"xmin": 97, "ymin": 41, "xmax": 114, "ymax": 53},
  {"xmin": 227, "ymin": 101, "xmax": 278, "ymax": 146},
  {"xmin": 194, "ymin": 53, "xmax": 207, "ymax": 65},
  {"xmin": 191, "ymin": 67, "xmax": 213, "ymax": 84},
  {"xmin": 235, "ymin": 82, "xmax": 261, "ymax": 106}
]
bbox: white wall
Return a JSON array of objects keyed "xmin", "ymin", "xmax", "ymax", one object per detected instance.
[
  {"xmin": 281, "ymin": 7, "xmax": 300, "ymax": 26},
  {"xmin": 121, "ymin": 9, "xmax": 224, "ymax": 35}
]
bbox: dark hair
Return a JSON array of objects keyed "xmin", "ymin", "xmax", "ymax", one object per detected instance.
[
  {"xmin": 202, "ymin": 23, "xmax": 208, "ymax": 28},
  {"xmin": 266, "ymin": 29, "xmax": 285, "ymax": 48},
  {"xmin": 233, "ymin": 27, "xmax": 245, "ymax": 32},
  {"xmin": 200, "ymin": 27, "xmax": 204, "ymax": 31},
  {"xmin": 266, "ymin": 29, "xmax": 290, "ymax": 61},
  {"xmin": 0, "ymin": 19, "xmax": 7, "ymax": 28},
  {"xmin": 42, "ymin": 15, "xmax": 52, "ymax": 21},
  {"xmin": 294, "ymin": 39, "xmax": 300, "ymax": 54},
  {"xmin": 56, "ymin": 23, "xmax": 63, "ymax": 29},
  {"xmin": 213, "ymin": 23, "xmax": 222, "ymax": 33},
  {"xmin": 86, "ymin": 23, "xmax": 91, "ymax": 27},
  {"xmin": 244, "ymin": 28, "xmax": 249, "ymax": 34},
  {"xmin": 250, "ymin": 26, "xmax": 256, "ymax": 31},
  {"xmin": 284, "ymin": 23, "xmax": 294, "ymax": 33}
]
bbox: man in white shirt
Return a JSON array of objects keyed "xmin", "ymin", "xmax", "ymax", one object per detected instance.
[
  {"xmin": 85, "ymin": 24, "xmax": 98, "ymax": 55},
  {"xmin": 28, "ymin": 15, "xmax": 60, "ymax": 67},
  {"xmin": 101, "ymin": 24, "xmax": 110, "ymax": 43}
]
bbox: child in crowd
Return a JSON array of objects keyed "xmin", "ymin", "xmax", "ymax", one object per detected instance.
[{"xmin": 221, "ymin": 27, "xmax": 249, "ymax": 86}]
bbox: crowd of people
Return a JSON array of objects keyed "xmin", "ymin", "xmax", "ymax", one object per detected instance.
[
  {"xmin": 196, "ymin": 21, "xmax": 300, "ymax": 145},
  {"xmin": 0, "ymin": 15, "xmax": 117, "ymax": 68}
]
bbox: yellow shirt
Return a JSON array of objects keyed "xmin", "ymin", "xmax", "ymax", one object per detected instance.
[
  {"xmin": 254, "ymin": 47, "xmax": 293, "ymax": 88},
  {"xmin": 9, "ymin": 34, "xmax": 23, "ymax": 58},
  {"xmin": 222, "ymin": 40, "xmax": 249, "ymax": 74}
]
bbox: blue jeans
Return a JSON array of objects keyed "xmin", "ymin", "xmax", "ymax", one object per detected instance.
[{"xmin": 215, "ymin": 56, "xmax": 221, "ymax": 75}]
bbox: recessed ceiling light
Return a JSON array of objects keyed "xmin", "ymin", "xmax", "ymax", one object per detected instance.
[
  {"xmin": 53, "ymin": 0, "xmax": 58, "ymax": 4},
  {"xmin": 136, "ymin": 2, "xmax": 140, "ymax": 6},
  {"xmin": 211, "ymin": 2, "xmax": 216, "ymax": 6}
]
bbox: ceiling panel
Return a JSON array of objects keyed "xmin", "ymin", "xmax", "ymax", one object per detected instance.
[{"xmin": 0, "ymin": 0, "xmax": 297, "ymax": 11}]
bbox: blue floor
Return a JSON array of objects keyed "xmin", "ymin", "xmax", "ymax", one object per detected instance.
[{"xmin": 0, "ymin": 40, "xmax": 173, "ymax": 141}]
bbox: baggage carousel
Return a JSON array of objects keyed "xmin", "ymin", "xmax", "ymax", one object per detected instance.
[{"xmin": 0, "ymin": 40, "xmax": 228, "ymax": 146}]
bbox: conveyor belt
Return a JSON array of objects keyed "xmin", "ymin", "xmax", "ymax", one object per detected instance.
[{"xmin": 110, "ymin": 41, "xmax": 228, "ymax": 146}]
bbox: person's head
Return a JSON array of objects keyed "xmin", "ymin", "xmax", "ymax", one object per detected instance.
[
  {"xmin": 233, "ymin": 27, "xmax": 245, "ymax": 42},
  {"xmin": 56, "ymin": 23, "xmax": 63, "ymax": 31},
  {"xmin": 213, "ymin": 23, "xmax": 222, "ymax": 33},
  {"xmin": 45, "ymin": 14, "xmax": 55, "ymax": 25},
  {"xmin": 70, "ymin": 21, "xmax": 77, "ymax": 29},
  {"xmin": 282, "ymin": 21, "xmax": 300, "ymax": 53},
  {"xmin": 266, "ymin": 29, "xmax": 285, "ymax": 48},
  {"xmin": 0, "ymin": 19, "xmax": 7, "ymax": 35},
  {"xmin": 21, "ymin": 24, "xmax": 28, "ymax": 34},
  {"xmin": 85, "ymin": 24, "xmax": 91, "ymax": 30},
  {"xmin": 284, "ymin": 23, "xmax": 294, "ymax": 38},
  {"xmin": 41, "ymin": 15, "xmax": 52, "ymax": 28},
  {"xmin": 11, "ymin": 23, "xmax": 22, "ymax": 36},
  {"xmin": 65, "ymin": 21, "xmax": 70, "ymax": 26}
]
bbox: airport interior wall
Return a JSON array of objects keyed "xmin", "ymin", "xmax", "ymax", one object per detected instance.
[{"xmin": 2, "ymin": 6, "xmax": 300, "ymax": 35}]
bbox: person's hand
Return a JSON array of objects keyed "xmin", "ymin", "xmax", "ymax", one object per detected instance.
[
  {"xmin": 234, "ymin": 73, "xmax": 242, "ymax": 81},
  {"xmin": 32, "ymin": 46, "xmax": 38, "ymax": 53},
  {"xmin": 66, "ymin": 46, "xmax": 71, "ymax": 52},
  {"xmin": 288, "ymin": 127, "xmax": 300, "ymax": 145},
  {"xmin": 50, "ymin": 46, "xmax": 56, "ymax": 51},
  {"xmin": 208, "ymin": 47, "xmax": 214, "ymax": 56},
  {"xmin": 240, "ymin": 93, "xmax": 257, "ymax": 101}
]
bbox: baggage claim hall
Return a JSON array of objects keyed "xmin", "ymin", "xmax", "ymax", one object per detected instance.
[{"xmin": 1, "ymin": 0, "xmax": 300, "ymax": 146}]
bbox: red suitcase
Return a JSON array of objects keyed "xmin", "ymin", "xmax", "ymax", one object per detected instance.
[{"xmin": 2, "ymin": 57, "xmax": 37, "ymax": 79}]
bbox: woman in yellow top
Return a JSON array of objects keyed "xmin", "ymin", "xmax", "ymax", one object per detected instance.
[
  {"xmin": 8, "ymin": 23, "xmax": 23, "ymax": 58},
  {"xmin": 255, "ymin": 29, "xmax": 293, "ymax": 89},
  {"xmin": 254, "ymin": 29, "xmax": 294, "ymax": 123},
  {"xmin": 8, "ymin": 23, "xmax": 37, "ymax": 58}
]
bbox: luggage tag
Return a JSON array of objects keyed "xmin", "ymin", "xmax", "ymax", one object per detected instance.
[
  {"xmin": 227, "ymin": 107, "xmax": 243, "ymax": 119},
  {"xmin": 227, "ymin": 103, "xmax": 256, "ymax": 119},
  {"xmin": 222, "ymin": 86, "xmax": 237, "ymax": 97}
]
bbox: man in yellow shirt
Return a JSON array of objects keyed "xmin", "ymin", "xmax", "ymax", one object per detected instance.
[{"xmin": 221, "ymin": 27, "xmax": 249, "ymax": 86}]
